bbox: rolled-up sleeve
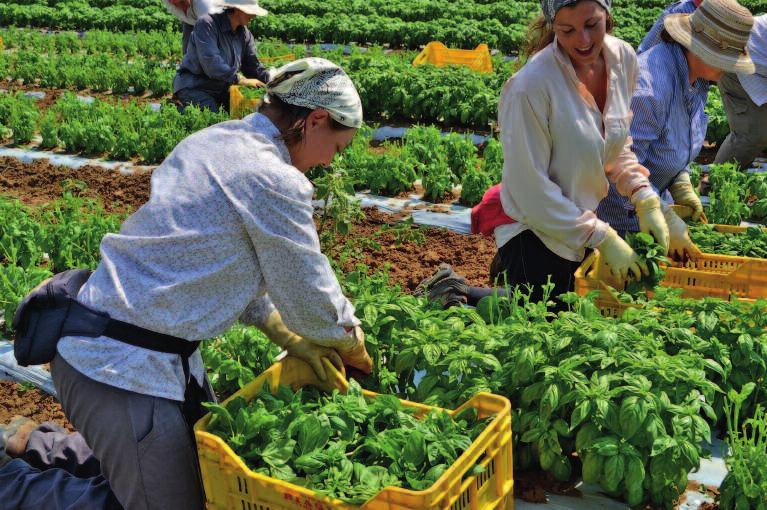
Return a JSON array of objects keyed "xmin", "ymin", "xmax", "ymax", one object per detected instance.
[
  {"xmin": 500, "ymin": 89, "xmax": 609, "ymax": 252},
  {"xmin": 241, "ymin": 31, "xmax": 271, "ymax": 83},
  {"xmin": 193, "ymin": 16, "xmax": 239, "ymax": 84},
  {"xmin": 231, "ymin": 176, "xmax": 358, "ymax": 345},
  {"xmin": 605, "ymin": 50, "xmax": 652, "ymax": 199},
  {"xmin": 607, "ymin": 133, "xmax": 652, "ymax": 198}
]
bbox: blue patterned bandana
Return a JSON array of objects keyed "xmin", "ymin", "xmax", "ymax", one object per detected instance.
[{"xmin": 541, "ymin": 0, "xmax": 612, "ymax": 23}]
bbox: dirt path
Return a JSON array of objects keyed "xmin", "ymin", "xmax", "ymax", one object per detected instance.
[{"xmin": 0, "ymin": 156, "xmax": 152, "ymax": 213}]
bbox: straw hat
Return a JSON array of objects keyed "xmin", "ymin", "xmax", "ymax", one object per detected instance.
[
  {"xmin": 221, "ymin": 0, "xmax": 267, "ymax": 16},
  {"xmin": 664, "ymin": 0, "xmax": 755, "ymax": 74}
]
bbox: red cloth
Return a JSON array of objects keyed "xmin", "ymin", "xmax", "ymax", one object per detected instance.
[{"xmin": 470, "ymin": 184, "xmax": 516, "ymax": 236}]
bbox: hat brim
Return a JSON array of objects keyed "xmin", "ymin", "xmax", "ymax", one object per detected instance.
[
  {"xmin": 664, "ymin": 14, "xmax": 755, "ymax": 75},
  {"xmin": 223, "ymin": 4, "xmax": 268, "ymax": 16}
]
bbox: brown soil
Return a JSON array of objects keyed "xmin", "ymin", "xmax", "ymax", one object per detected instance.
[
  {"xmin": 0, "ymin": 381, "xmax": 73, "ymax": 431},
  {"xmin": 0, "ymin": 156, "xmax": 152, "ymax": 213},
  {"xmin": 337, "ymin": 209, "xmax": 496, "ymax": 291},
  {"xmin": 1, "ymin": 81, "xmax": 168, "ymax": 111}
]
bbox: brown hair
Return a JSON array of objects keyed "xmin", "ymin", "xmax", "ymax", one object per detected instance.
[
  {"xmin": 524, "ymin": 7, "xmax": 615, "ymax": 58},
  {"xmin": 258, "ymin": 94, "xmax": 349, "ymax": 146}
]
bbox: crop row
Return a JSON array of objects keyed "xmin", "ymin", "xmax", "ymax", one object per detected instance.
[
  {"xmin": 3, "ymin": 28, "xmax": 734, "ymax": 137},
  {"xmin": 0, "ymin": 190, "xmax": 766, "ymax": 507},
  {"xmin": 0, "ymin": 88, "xmax": 737, "ymax": 210},
  {"xmin": 0, "ymin": 91, "xmax": 502, "ymax": 204},
  {"xmin": 8, "ymin": 0, "xmax": 767, "ymax": 51}
]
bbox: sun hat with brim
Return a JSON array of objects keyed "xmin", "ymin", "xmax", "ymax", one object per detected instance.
[
  {"xmin": 221, "ymin": 0, "xmax": 267, "ymax": 16},
  {"xmin": 266, "ymin": 58, "xmax": 363, "ymax": 128},
  {"xmin": 664, "ymin": 0, "xmax": 755, "ymax": 74}
]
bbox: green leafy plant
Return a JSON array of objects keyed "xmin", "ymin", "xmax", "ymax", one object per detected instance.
[
  {"xmin": 625, "ymin": 232, "xmax": 668, "ymax": 293},
  {"xmin": 460, "ymin": 166, "xmax": 495, "ymax": 206},
  {"xmin": 421, "ymin": 156, "xmax": 455, "ymax": 202},
  {"xmin": 689, "ymin": 225, "xmax": 767, "ymax": 258},
  {"xmin": 719, "ymin": 383, "xmax": 767, "ymax": 510}
]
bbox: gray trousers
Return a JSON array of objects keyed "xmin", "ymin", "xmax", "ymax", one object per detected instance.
[
  {"xmin": 714, "ymin": 72, "xmax": 767, "ymax": 169},
  {"xmin": 0, "ymin": 355, "xmax": 206, "ymax": 510}
]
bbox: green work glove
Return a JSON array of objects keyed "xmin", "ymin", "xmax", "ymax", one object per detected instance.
[
  {"xmin": 259, "ymin": 311, "xmax": 343, "ymax": 382},
  {"xmin": 662, "ymin": 203, "xmax": 702, "ymax": 261},
  {"xmin": 598, "ymin": 228, "xmax": 647, "ymax": 281},
  {"xmin": 632, "ymin": 191, "xmax": 670, "ymax": 253},
  {"xmin": 669, "ymin": 172, "xmax": 703, "ymax": 222}
]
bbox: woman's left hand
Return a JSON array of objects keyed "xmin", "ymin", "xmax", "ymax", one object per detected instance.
[{"xmin": 239, "ymin": 78, "xmax": 265, "ymax": 88}]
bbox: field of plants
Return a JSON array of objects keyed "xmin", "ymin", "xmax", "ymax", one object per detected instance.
[{"xmin": 2, "ymin": 0, "xmax": 767, "ymax": 508}]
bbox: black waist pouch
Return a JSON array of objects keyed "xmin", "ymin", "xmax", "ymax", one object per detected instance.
[
  {"xmin": 13, "ymin": 269, "xmax": 94, "ymax": 366},
  {"xmin": 13, "ymin": 269, "xmax": 199, "ymax": 367}
]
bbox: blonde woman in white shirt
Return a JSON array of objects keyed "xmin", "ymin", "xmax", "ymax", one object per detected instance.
[
  {"xmin": 416, "ymin": 0, "xmax": 670, "ymax": 311},
  {"xmin": 486, "ymin": 0, "xmax": 671, "ymax": 308}
]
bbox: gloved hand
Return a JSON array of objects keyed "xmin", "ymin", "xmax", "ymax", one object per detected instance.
[
  {"xmin": 632, "ymin": 190, "xmax": 670, "ymax": 253},
  {"xmin": 669, "ymin": 172, "xmax": 703, "ymax": 222},
  {"xmin": 335, "ymin": 327, "xmax": 373, "ymax": 374},
  {"xmin": 598, "ymin": 228, "xmax": 647, "ymax": 281},
  {"xmin": 239, "ymin": 77, "xmax": 265, "ymax": 88},
  {"xmin": 662, "ymin": 203, "xmax": 702, "ymax": 261},
  {"xmin": 259, "ymin": 311, "xmax": 343, "ymax": 382}
]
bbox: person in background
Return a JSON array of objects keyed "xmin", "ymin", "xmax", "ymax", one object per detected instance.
[
  {"xmin": 173, "ymin": 0, "xmax": 271, "ymax": 113},
  {"xmin": 418, "ymin": 0, "xmax": 670, "ymax": 311},
  {"xmin": 162, "ymin": 0, "xmax": 224, "ymax": 55},
  {"xmin": 596, "ymin": 0, "xmax": 755, "ymax": 259},
  {"xmin": 640, "ymin": 0, "xmax": 767, "ymax": 171},
  {"xmin": 0, "ymin": 58, "xmax": 372, "ymax": 510}
]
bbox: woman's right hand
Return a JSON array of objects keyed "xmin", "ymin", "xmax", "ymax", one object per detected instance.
[
  {"xmin": 598, "ymin": 228, "xmax": 647, "ymax": 281},
  {"xmin": 335, "ymin": 327, "xmax": 373, "ymax": 374}
]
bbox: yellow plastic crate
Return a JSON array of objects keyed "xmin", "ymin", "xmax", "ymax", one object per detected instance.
[
  {"xmin": 412, "ymin": 42, "xmax": 493, "ymax": 74},
  {"xmin": 229, "ymin": 85, "xmax": 264, "ymax": 119},
  {"xmin": 260, "ymin": 53, "xmax": 296, "ymax": 64},
  {"xmin": 575, "ymin": 251, "xmax": 766, "ymax": 316},
  {"xmin": 194, "ymin": 357, "xmax": 514, "ymax": 510}
]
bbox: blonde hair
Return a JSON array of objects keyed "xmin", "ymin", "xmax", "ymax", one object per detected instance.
[{"xmin": 524, "ymin": 8, "xmax": 614, "ymax": 58}]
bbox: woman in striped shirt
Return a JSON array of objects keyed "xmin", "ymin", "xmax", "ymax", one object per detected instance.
[{"xmin": 596, "ymin": 0, "xmax": 755, "ymax": 259}]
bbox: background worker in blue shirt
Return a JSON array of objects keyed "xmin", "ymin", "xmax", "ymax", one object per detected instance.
[
  {"xmin": 173, "ymin": 0, "xmax": 271, "ymax": 113},
  {"xmin": 641, "ymin": 0, "xmax": 767, "ymax": 171},
  {"xmin": 596, "ymin": 0, "xmax": 755, "ymax": 259}
]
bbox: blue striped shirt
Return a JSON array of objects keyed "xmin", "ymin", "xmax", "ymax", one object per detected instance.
[
  {"xmin": 596, "ymin": 42, "xmax": 709, "ymax": 232},
  {"xmin": 637, "ymin": 0, "xmax": 698, "ymax": 55}
]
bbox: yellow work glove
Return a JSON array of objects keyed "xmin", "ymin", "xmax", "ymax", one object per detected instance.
[
  {"xmin": 598, "ymin": 228, "xmax": 647, "ymax": 281},
  {"xmin": 669, "ymin": 172, "xmax": 703, "ymax": 222},
  {"xmin": 238, "ymin": 77, "xmax": 265, "ymax": 88},
  {"xmin": 662, "ymin": 203, "xmax": 702, "ymax": 261},
  {"xmin": 335, "ymin": 327, "xmax": 373, "ymax": 375},
  {"xmin": 632, "ymin": 191, "xmax": 670, "ymax": 253},
  {"xmin": 259, "ymin": 311, "xmax": 343, "ymax": 382}
]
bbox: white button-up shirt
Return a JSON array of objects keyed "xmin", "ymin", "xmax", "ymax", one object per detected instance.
[
  {"xmin": 58, "ymin": 113, "xmax": 359, "ymax": 401},
  {"xmin": 495, "ymin": 35, "xmax": 652, "ymax": 261}
]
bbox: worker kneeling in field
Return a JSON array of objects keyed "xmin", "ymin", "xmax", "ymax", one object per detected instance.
[
  {"xmin": 0, "ymin": 58, "xmax": 372, "ymax": 510},
  {"xmin": 639, "ymin": 0, "xmax": 767, "ymax": 173},
  {"xmin": 173, "ymin": 0, "xmax": 271, "ymax": 113},
  {"xmin": 419, "ymin": 0, "xmax": 670, "ymax": 312},
  {"xmin": 596, "ymin": 0, "xmax": 755, "ymax": 259}
]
